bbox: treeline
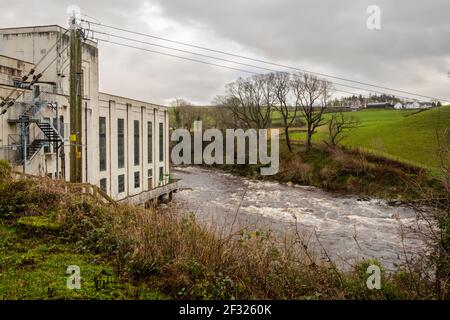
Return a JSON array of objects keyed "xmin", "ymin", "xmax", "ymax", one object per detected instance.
[{"xmin": 171, "ymin": 72, "xmax": 359, "ymax": 152}]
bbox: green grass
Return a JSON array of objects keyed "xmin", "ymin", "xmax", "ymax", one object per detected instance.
[
  {"xmin": 0, "ymin": 219, "xmax": 166, "ymax": 300},
  {"xmin": 289, "ymin": 107, "xmax": 450, "ymax": 170}
]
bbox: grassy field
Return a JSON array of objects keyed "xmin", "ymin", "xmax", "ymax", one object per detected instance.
[{"xmin": 288, "ymin": 106, "xmax": 450, "ymax": 170}]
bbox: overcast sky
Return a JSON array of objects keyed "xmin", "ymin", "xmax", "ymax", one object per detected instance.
[{"xmin": 0, "ymin": 0, "xmax": 449, "ymax": 105}]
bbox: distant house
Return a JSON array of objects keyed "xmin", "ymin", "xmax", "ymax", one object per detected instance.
[
  {"xmin": 394, "ymin": 102, "xmax": 403, "ymax": 110},
  {"xmin": 419, "ymin": 102, "xmax": 432, "ymax": 109},
  {"xmin": 404, "ymin": 101, "xmax": 420, "ymax": 109},
  {"xmin": 366, "ymin": 102, "xmax": 394, "ymax": 109}
]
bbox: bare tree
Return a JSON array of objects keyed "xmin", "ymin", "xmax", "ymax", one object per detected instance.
[
  {"xmin": 273, "ymin": 72, "xmax": 298, "ymax": 151},
  {"xmin": 291, "ymin": 73, "xmax": 333, "ymax": 151},
  {"xmin": 222, "ymin": 74, "xmax": 276, "ymax": 130},
  {"xmin": 327, "ymin": 111, "xmax": 360, "ymax": 146},
  {"xmin": 211, "ymin": 96, "xmax": 247, "ymax": 130}
]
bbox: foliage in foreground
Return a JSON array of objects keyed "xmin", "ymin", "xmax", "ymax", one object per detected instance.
[{"xmin": 1, "ymin": 161, "xmax": 448, "ymax": 300}]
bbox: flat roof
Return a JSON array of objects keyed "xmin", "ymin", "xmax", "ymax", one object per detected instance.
[
  {"xmin": 99, "ymin": 92, "xmax": 166, "ymax": 109},
  {"xmin": 0, "ymin": 24, "xmax": 64, "ymax": 31},
  {"xmin": 0, "ymin": 24, "xmax": 97, "ymax": 47}
]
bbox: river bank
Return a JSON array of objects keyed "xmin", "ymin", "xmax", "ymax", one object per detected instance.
[
  {"xmin": 167, "ymin": 166, "xmax": 432, "ymax": 271},
  {"xmin": 0, "ymin": 161, "xmax": 442, "ymax": 299},
  {"xmin": 200, "ymin": 144, "xmax": 442, "ymax": 201}
]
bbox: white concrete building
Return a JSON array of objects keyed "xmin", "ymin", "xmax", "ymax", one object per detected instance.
[{"xmin": 0, "ymin": 25, "xmax": 175, "ymax": 204}]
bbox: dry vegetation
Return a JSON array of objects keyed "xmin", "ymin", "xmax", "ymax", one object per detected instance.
[
  {"xmin": 1, "ymin": 160, "xmax": 449, "ymax": 299},
  {"xmin": 213, "ymin": 142, "xmax": 441, "ymax": 201}
]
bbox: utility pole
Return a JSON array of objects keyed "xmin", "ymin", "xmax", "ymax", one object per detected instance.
[
  {"xmin": 55, "ymin": 101, "xmax": 59, "ymax": 179},
  {"xmin": 69, "ymin": 15, "xmax": 82, "ymax": 183}
]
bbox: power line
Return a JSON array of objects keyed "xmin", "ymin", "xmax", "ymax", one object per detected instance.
[
  {"xmin": 95, "ymin": 38, "xmax": 257, "ymax": 74},
  {"xmin": 0, "ymin": 43, "xmax": 70, "ymax": 115},
  {"xmin": 0, "ymin": 29, "xmax": 70, "ymax": 107},
  {"xmin": 81, "ymin": 18, "xmax": 450, "ymax": 103},
  {"xmin": 93, "ymin": 36, "xmax": 431, "ymax": 102}
]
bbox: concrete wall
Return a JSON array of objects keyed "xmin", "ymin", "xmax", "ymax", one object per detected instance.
[
  {"xmin": 0, "ymin": 25, "xmax": 169, "ymax": 203},
  {"xmin": 98, "ymin": 93, "xmax": 169, "ymax": 201}
]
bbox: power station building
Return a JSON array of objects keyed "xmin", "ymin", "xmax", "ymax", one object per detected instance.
[{"xmin": 0, "ymin": 25, "xmax": 176, "ymax": 204}]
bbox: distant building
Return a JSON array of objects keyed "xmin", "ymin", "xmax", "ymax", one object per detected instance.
[
  {"xmin": 366, "ymin": 102, "xmax": 394, "ymax": 109},
  {"xmin": 394, "ymin": 102, "xmax": 403, "ymax": 110},
  {"xmin": 404, "ymin": 101, "xmax": 419, "ymax": 109},
  {"xmin": 419, "ymin": 102, "xmax": 432, "ymax": 109}
]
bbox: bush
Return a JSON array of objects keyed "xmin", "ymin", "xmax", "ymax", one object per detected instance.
[
  {"xmin": 0, "ymin": 177, "xmax": 63, "ymax": 220},
  {"xmin": 0, "ymin": 160, "xmax": 11, "ymax": 181},
  {"xmin": 0, "ymin": 180, "xmax": 32, "ymax": 219}
]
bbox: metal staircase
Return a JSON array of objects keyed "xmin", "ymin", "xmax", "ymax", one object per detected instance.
[
  {"xmin": 26, "ymin": 138, "xmax": 46, "ymax": 160},
  {"xmin": 37, "ymin": 121, "xmax": 63, "ymax": 146},
  {"xmin": 8, "ymin": 100, "xmax": 64, "ymax": 164}
]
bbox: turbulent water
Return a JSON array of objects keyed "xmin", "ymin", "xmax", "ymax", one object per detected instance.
[{"xmin": 166, "ymin": 166, "xmax": 430, "ymax": 270}]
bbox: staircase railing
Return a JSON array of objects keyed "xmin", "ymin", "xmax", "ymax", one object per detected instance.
[
  {"xmin": 69, "ymin": 183, "xmax": 118, "ymax": 207},
  {"xmin": 12, "ymin": 171, "xmax": 118, "ymax": 207}
]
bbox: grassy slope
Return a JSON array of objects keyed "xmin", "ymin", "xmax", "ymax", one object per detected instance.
[
  {"xmin": 0, "ymin": 220, "xmax": 166, "ymax": 299},
  {"xmin": 289, "ymin": 107, "xmax": 450, "ymax": 170}
]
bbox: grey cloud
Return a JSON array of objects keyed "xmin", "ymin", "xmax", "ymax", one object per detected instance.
[{"xmin": 1, "ymin": 0, "xmax": 449, "ymax": 104}]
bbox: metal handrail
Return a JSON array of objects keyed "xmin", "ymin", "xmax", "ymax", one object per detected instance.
[{"xmin": 11, "ymin": 171, "xmax": 118, "ymax": 207}]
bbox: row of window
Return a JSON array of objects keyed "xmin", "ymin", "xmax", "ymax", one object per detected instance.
[
  {"xmin": 99, "ymin": 117, "xmax": 165, "ymax": 172},
  {"xmin": 99, "ymin": 166, "xmax": 166, "ymax": 194}
]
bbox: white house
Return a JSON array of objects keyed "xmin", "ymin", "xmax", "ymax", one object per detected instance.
[
  {"xmin": 404, "ymin": 101, "xmax": 420, "ymax": 109},
  {"xmin": 394, "ymin": 102, "xmax": 403, "ymax": 110},
  {"xmin": 0, "ymin": 25, "xmax": 175, "ymax": 204}
]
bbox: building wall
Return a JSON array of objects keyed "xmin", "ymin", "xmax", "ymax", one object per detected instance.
[
  {"xmin": 0, "ymin": 25, "xmax": 170, "ymax": 203},
  {"xmin": 98, "ymin": 93, "xmax": 169, "ymax": 201}
]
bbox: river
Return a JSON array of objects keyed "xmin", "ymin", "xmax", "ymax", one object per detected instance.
[{"xmin": 166, "ymin": 166, "xmax": 430, "ymax": 270}]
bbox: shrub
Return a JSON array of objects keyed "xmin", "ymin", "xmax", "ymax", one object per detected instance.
[
  {"xmin": 0, "ymin": 180, "xmax": 32, "ymax": 219},
  {"xmin": 0, "ymin": 160, "xmax": 11, "ymax": 181},
  {"xmin": 0, "ymin": 177, "xmax": 63, "ymax": 220}
]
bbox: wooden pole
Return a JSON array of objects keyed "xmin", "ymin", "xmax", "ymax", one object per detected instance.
[{"xmin": 69, "ymin": 27, "xmax": 82, "ymax": 182}]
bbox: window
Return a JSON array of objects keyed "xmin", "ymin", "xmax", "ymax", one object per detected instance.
[
  {"xmin": 159, "ymin": 166, "xmax": 164, "ymax": 185},
  {"xmin": 118, "ymin": 174, "xmax": 125, "ymax": 193},
  {"xmin": 134, "ymin": 120, "xmax": 140, "ymax": 166},
  {"xmin": 134, "ymin": 171, "xmax": 140, "ymax": 188},
  {"xmin": 148, "ymin": 169, "xmax": 153, "ymax": 191},
  {"xmin": 33, "ymin": 86, "xmax": 40, "ymax": 100},
  {"xmin": 99, "ymin": 178, "xmax": 107, "ymax": 193},
  {"xmin": 147, "ymin": 121, "xmax": 152, "ymax": 164},
  {"xmin": 117, "ymin": 119, "xmax": 124, "ymax": 169},
  {"xmin": 159, "ymin": 122, "xmax": 164, "ymax": 162},
  {"xmin": 99, "ymin": 117, "xmax": 107, "ymax": 171},
  {"xmin": 59, "ymin": 116, "xmax": 64, "ymax": 138}
]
